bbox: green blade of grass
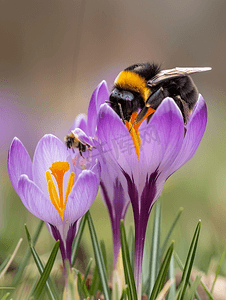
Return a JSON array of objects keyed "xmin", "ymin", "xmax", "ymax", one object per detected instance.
[
  {"xmin": 174, "ymin": 252, "xmax": 203, "ymax": 300},
  {"xmin": 184, "ymin": 274, "xmax": 202, "ymax": 300},
  {"xmin": 167, "ymin": 253, "xmax": 176, "ymax": 300},
  {"xmin": 31, "ymin": 240, "xmax": 60, "ymax": 300},
  {"xmin": 89, "ymin": 263, "xmax": 101, "ymax": 296},
  {"xmin": 149, "ymin": 241, "xmax": 174, "ymax": 300},
  {"xmin": 65, "ymin": 262, "xmax": 79, "ymax": 300},
  {"xmin": 120, "ymin": 286, "xmax": 129, "ymax": 300},
  {"xmin": 100, "ymin": 240, "xmax": 108, "ymax": 276},
  {"xmin": 0, "ymin": 238, "xmax": 23, "ymax": 280},
  {"xmin": 0, "ymin": 256, "xmax": 10, "ymax": 273},
  {"xmin": 25, "ymin": 224, "xmax": 59, "ymax": 300},
  {"xmin": 200, "ymin": 281, "xmax": 215, "ymax": 300},
  {"xmin": 128, "ymin": 225, "xmax": 135, "ymax": 273},
  {"xmin": 161, "ymin": 207, "xmax": 183, "ymax": 256},
  {"xmin": 211, "ymin": 250, "xmax": 225, "ymax": 294},
  {"xmin": 81, "ymin": 257, "xmax": 93, "ymax": 290},
  {"xmin": 0, "ymin": 293, "xmax": 10, "ymax": 300},
  {"xmin": 71, "ymin": 214, "xmax": 87, "ymax": 267},
  {"xmin": 13, "ymin": 220, "xmax": 44, "ymax": 286},
  {"xmin": 176, "ymin": 220, "xmax": 201, "ymax": 300},
  {"xmin": 120, "ymin": 220, "xmax": 137, "ymax": 300},
  {"xmin": 87, "ymin": 211, "xmax": 110, "ymax": 300},
  {"xmin": 148, "ymin": 200, "xmax": 162, "ymax": 295},
  {"xmin": 75, "ymin": 269, "xmax": 90, "ymax": 298}
]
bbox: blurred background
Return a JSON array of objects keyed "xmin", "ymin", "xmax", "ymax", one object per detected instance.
[{"xmin": 0, "ymin": 0, "xmax": 226, "ymax": 286}]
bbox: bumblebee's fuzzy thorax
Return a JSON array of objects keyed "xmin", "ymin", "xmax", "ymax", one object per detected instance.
[{"xmin": 114, "ymin": 70, "xmax": 151, "ymax": 102}]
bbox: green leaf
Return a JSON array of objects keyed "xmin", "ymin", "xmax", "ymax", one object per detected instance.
[
  {"xmin": 200, "ymin": 281, "xmax": 215, "ymax": 300},
  {"xmin": 128, "ymin": 225, "xmax": 135, "ymax": 273},
  {"xmin": 100, "ymin": 240, "xmax": 108, "ymax": 276},
  {"xmin": 167, "ymin": 253, "xmax": 176, "ymax": 300},
  {"xmin": 76, "ymin": 257, "xmax": 93, "ymax": 298},
  {"xmin": 89, "ymin": 263, "xmax": 101, "ymax": 296},
  {"xmin": 161, "ymin": 207, "xmax": 183, "ymax": 256},
  {"xmin": 184, "ymin": 274, "xmax": 202, "ymax": 300},
  {"xmin": 148, "ymin": 200, "xmax": 162, "ymax": 295},
  {"xmin": 120, "ymin": 286, "xmax": 129, "ymax": 300},
  {"xmin": 76, "ymin": 269, "xmax": 90, "ymax": 298},
  {"xmin": 24, "ymin": 225, "xmax": 59, "ymax": 300},
  {"xmin": 71, "ymin": 214, "xmax": 87, "ymax": 267},
  {"xmin": 149, "ymin": 241, "xmax": 174, "ymax": 300},
  {"xmin": 211, "ymin": 250, "xmax": 225, "ymax": 294},
  {"xmin": 13, "ymin": 220, "xmax": 44, "ymax": 286},
  {"xmin": 31, "ymin": 240, "xmax": 60, "ymax": 299},
  {"xmin": 176, "ymin": 220, "xmax": 201, "ymax": 300},
  {"xmin": 120, "ymin": 220, "xmax": 137, "ymax": 300},
  {"xmin": 65, "ymin": 262, "xmax": 80, "ymax": 300},
  {"xmin": 81, "ymin": 257, "xmax": 93, "ymax": 290},
  {"xmin": 0, "ymin": 293, "xmax": 10, "ymax": 300},
  {"xmin": 87, "ymin": 211, "xmax": 110, "ymax": 300},
  {"xmin": 0, "ymin": 256, "xmax": 10, "ymax": 274},
  {"xmin": 174, "ymin": 252, "xmax": 202, "ymax": 300}
]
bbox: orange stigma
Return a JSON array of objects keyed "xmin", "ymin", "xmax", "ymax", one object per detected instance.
[
  {"xmin": 46, "ymin": 161, "xmax": 75, "ymax": 220},
  {"xmin": 125, "ymin": 107, "xmax": 155, "ymax": 159}
]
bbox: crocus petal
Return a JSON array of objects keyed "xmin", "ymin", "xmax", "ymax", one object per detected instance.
[
  {"xmin": 18, "ymin": 174, "xmax": 62, "ymax": 225},
  {"xmin": 64, "ymin": 169, "xmax": 99, "ymax": 223},
  {"xmin": 139, "ymin": 98, "xmax": 184, "ymax": 180},
  {"xmin": 96, "ymin": 103, "xmax": 138, "ymax": 176},
  {"xmin": 69, "ymin": 113, "xmax": 87, "ymax": 133},
  {"xmin": 166, "ymin": 94, "xmax": 207, "ymax": 176},
  {"xmin": 90, "ymin": 159, "xmax": 101, "ymax": 181},
  {"xmin": 33, "ymin": 134, "xmax": 68, "ymax": 197},
  {"xmin": 8, "ymin": 137, "xmax": 32, "ymax": 193},
  {"xmin": 87, "ymin": 81, "xmax": 109, "ymax": 137},
  {"xmin": 100, "ymin": 161, "xmax": 130, "ymax": 266}
]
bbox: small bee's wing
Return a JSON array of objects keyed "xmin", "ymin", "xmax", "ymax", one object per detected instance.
[
  {"xmin": 72, "ymin": 128, "xmax": 94, "ymax": 148},
  {"xmin": 147, "ymin": 67, "xmax": 212, "ymax": 86}
]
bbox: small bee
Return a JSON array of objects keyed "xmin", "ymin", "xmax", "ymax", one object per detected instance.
[
  {"xmin": 65, "ymin": 132, "xmax": 92, "ymax": 157},
  {"xmin": 107, "ymin": 62, "xmax": 211, "ymax": 126}
]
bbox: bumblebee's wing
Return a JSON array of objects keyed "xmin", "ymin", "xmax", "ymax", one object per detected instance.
[{"xmin": 147, "ymin": 67, "xmax": 212, "ymax": 86}]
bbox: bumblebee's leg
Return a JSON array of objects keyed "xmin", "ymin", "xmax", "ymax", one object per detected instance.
[
  {"xmin": 135, "ymin": 87, "xmax": 164, "ymax": 124},
  {"xmin": 118, "ymin": 103, "xmax": 126, "ymax": 124},
  {"xmin": 145, "ymin": 87, "xmax": 165, "ymax": 109},
  {"xmin": 78, "ymin": 144, "xmax": 85, "ymax": 158}
]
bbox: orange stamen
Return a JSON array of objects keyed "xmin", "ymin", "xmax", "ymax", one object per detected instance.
[
  {"xmin": 46, "ymin": 162, "xmax": 75, "ymax": 221},
  {"xmin": 126, "ymin": 107, "xmax": 155, "ymax": 159}
]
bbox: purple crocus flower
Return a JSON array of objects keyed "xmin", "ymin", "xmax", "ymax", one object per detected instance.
[
  {"xmin": 8, "ymin": 134, "xmax": 100, "ymax": 266},
  {"xmin": 68, "ymin": 81, "xmax": 130, "ymax": 267},
  {"xmin": 95, "ymin": 94, "xmax": 207, "ymax": 292}
]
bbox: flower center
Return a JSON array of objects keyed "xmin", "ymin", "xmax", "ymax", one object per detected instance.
[
  {"xmin": 46, "ymin": 161, "xmax": 75, "ymax": 221},
  {"xmin": 125, "ymin": 107, "xmax": 155, "ymax": 159}
]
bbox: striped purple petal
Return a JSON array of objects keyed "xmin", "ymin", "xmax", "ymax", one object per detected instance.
[
  {"xmin": 64, "ymin": 166, "xmax": 100, "ymax": 223},
  {"xmin": 32, "ymin": 134, "xmax": 69, "ymax": 198},
  {"xmin": 166, "ymin": 94, "xmax": 207, "ymax": 176},
  {"xmin": 8, "ymin": 138, "xmax": 33, "ymax": 194},
  {"xmin": 18, "ymin": 174, "xmax": 62, "ymax": 225},
  {"xmin": 69, "ymin": 113, "xmax": 87, "ymax": 133},
  {"xmin": 87, "ymin": 81, "xmax": 109, "ymax": 137},
  {"xmin": 97, "ymin": 103, "xmax": 138, "ymax": 176}
]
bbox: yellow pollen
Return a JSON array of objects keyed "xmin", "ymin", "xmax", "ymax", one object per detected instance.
[
  {"xmin": 125, "ymin": 107, "xmax": 155, "ymax": 160},
  {"xmin": 46, "ymin": 161, "xmax": 75, "ymax": 221}
]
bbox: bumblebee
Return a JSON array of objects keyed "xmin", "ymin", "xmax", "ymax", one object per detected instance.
[
  {"xmin": 107, "ymin": 62, "xmax": 211, "ymax": 126},
  {"xmin": 65, "ymin": 132, "xmax": 91, "ymax": 157}
]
